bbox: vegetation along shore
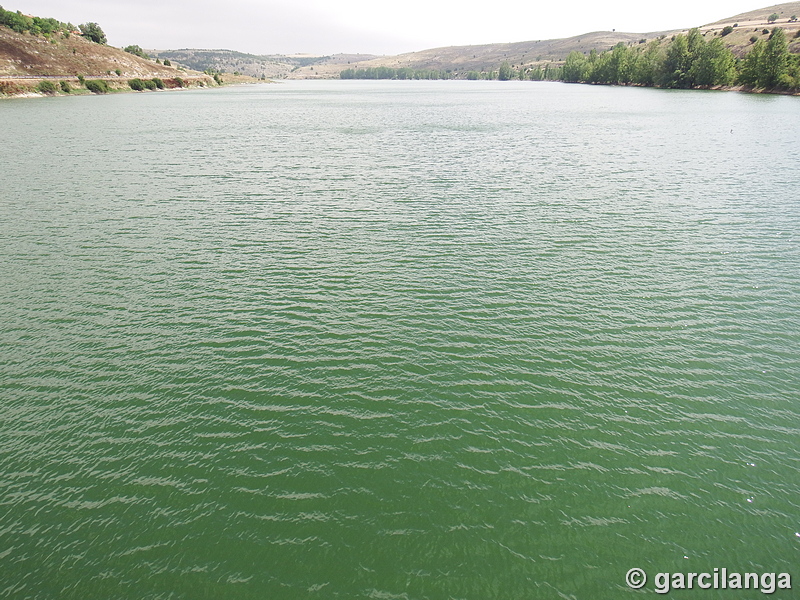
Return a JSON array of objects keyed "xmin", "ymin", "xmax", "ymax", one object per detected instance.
[
  {"xmin": 337, "ymin": 3, "xmax": 800, "ymax": 94},
  {"xmin": 3, "ymin": 2, "xmax": 800, "ymax": 97},
  {"xmin": 341, "ymin": 26, "xmax": 800, "ymax": 94},
  {"xmin": 0, "ymin": 5, "xmax": 259, "ymax": 98}
]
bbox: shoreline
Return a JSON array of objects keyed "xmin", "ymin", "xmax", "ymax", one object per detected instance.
[
  {"xmin": 563, "ymin": 80, "xmax": 800, "ymax": 96},
  {"xmin": 0, "ymin": 74, "xmax": 268, "ymax": 99},
  {"xmin": 3, "ymin": 77, "xmax": 798, "ymax": 99}
]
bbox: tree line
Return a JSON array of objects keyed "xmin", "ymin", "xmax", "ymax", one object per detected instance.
[
  {"xmin": 562, "ymin": 28, "xmax": 799, "ymax": 90},
  {"xmin": 340, "ymin": 28, "xmax": 800, "ymax": 92},
  {"xmin": 0, "ymin": 5, "xmax": 72, "ymax": 36},
  {"xmin": 0, "ymin": 5, "xmax": 107, "ymax": 44},
  {"xmin": 340, "ymin": 67, "xmax": 457, "ymax": 80},
  {"xmin": 339, "ymin": 63, "xmax": 565, "ymax": 81}
]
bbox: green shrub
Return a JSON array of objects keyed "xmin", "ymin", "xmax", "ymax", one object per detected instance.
[
  {"xmin": 77, "ymin": 75, "xmax": 85, "ymax": 85},
  {"xmin": 163, "ymin": 58, "xmax": 171, "ymax": 66},
  {"xmin": 173, "ymin": 77, "xmax": 184, "ymax": 88},
  {"xmin": 750, "ymin": 35, "xmax": 759, "ymax": 43},
  {"xmin": 85, "ymin": 79, "xmax": 110, "ymax": 93},
  {"xmin": 128, "ymin": 78, "xmax": 145, "ymax": 91},
  {"xmin": 60, "ymin": 80, "xmax": 72, "ymax": 93},
  {"xmin": 36, "ymin": 80, "xmax": 58, "ymax": 94},
  {"xmin": 151, "ymin": 78, "xmax": 164, "ymax": 89},
  {"xmin": 721, "ymin": 25, "xmax": 734, "ymax": 36},
  {"xmin": 762, "ymin": 28, "xmax": 770, "ymax": 35},
  {"xmin": 143, "ymin": 79, "xmax": 156, "ymax": 90},
  {"xmin": 115, "ymin": 68, "xmax": 122, "ymax": 76}
]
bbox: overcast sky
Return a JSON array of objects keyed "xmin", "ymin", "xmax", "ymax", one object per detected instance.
[{"xmin": 13, "ymin": 0, "xmax": 764, "ymax": 55}]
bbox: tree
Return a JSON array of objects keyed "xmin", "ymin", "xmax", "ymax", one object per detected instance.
[
  {"xmin": 767, "ymin": 13, "xmax": 779, "ymax": 23},
  {"xmin": 124, "ymin": 45, "xmax": 148, "ymax": 59},
  {"xmin": 498, "ymin": 61, "xmax": 513, "ymax": 81},
  {"xmin": 739, "ymin": 39, "xmax": 764, "ymax": 86},
  {"xmin": 79, "ymin": 22, "xmax": 106, "ymax": 44},
  {"xmin": 563, "ymin": 51, "xmax": 587, "ymax": 82},
  {"xmin": 631, "ymin": 40, "xmax": 664, "ymax": 86},
  {"xmin": 690, "ymin": 38, "xmax": 736, "ymax": 86},
  {"xmin": 607, "ymin": 43, "xmax": 631, "ymax": 84},
  {"xmin": 761, "ymin": 27, "xmax": 790, "ymax": 87},
  {"xmin": 661, "ymin": 33, "xmax": 691, "ymax": 87}
]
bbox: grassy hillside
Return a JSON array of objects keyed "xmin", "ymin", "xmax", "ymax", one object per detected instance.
[
  {"xmin": 698, "ymin": 2, "xmax": 800, "ymax": 56},
  {"xmin": 705, "ymin": 1, "xmax": 800, "ymax": 25}
]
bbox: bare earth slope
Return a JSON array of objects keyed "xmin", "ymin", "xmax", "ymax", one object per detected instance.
[{"xmin": 0, "ymin": 26, "xmax": 207, "ymax": 80}]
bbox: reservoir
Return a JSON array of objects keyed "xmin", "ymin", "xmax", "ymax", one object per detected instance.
[{"xmin": 1, "ymin": 80, "xmax": 798, "ymax": 598}]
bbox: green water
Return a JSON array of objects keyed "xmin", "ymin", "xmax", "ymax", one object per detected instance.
[{"xmin": 1, "ymin": 81, "xmax": 799, "ymax": 599}]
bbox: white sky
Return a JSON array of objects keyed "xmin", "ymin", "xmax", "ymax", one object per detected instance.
[{"xmin": 11, "ymin": 0, "xmax": 765, "ymax": 55}]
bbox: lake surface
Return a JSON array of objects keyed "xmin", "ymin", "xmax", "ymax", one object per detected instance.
[{"xmin": 1, "ymin": 80, "xmax": 799, "ymax": 599}]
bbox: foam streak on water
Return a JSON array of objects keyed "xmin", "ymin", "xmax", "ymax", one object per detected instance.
[{"xmin": 1, "ymin": 81, "xmax": 799, "ymax": 599}]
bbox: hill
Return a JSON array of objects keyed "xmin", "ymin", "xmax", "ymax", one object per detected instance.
[
  {"xmin": 0, "ymin": 26, "xmax": 195, "ymax": 79},
  {"xmin": 3, "ymin": 1, "xmax": 799, "ymax": 88},
  {"xmin": 706, "ymin": 1, "xmax": 800, "ymax": 25},
  {"xmin": 288, "ymin": 2, "xmax": 800, "ymax": 79},
  {"xmin": 698, "ymin": 1, "xmax": 800, "ymax": 56},
  {"xmin": 151, "ymin": 49, "xmax": 379, "ymax": 79},
  {"xmin": 286, "ymin": 31, "xmax": 675, "ymax": 79},
  {"xmin": 0, "ymin": 9, "xmax": 217, "ymax": 93}
]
